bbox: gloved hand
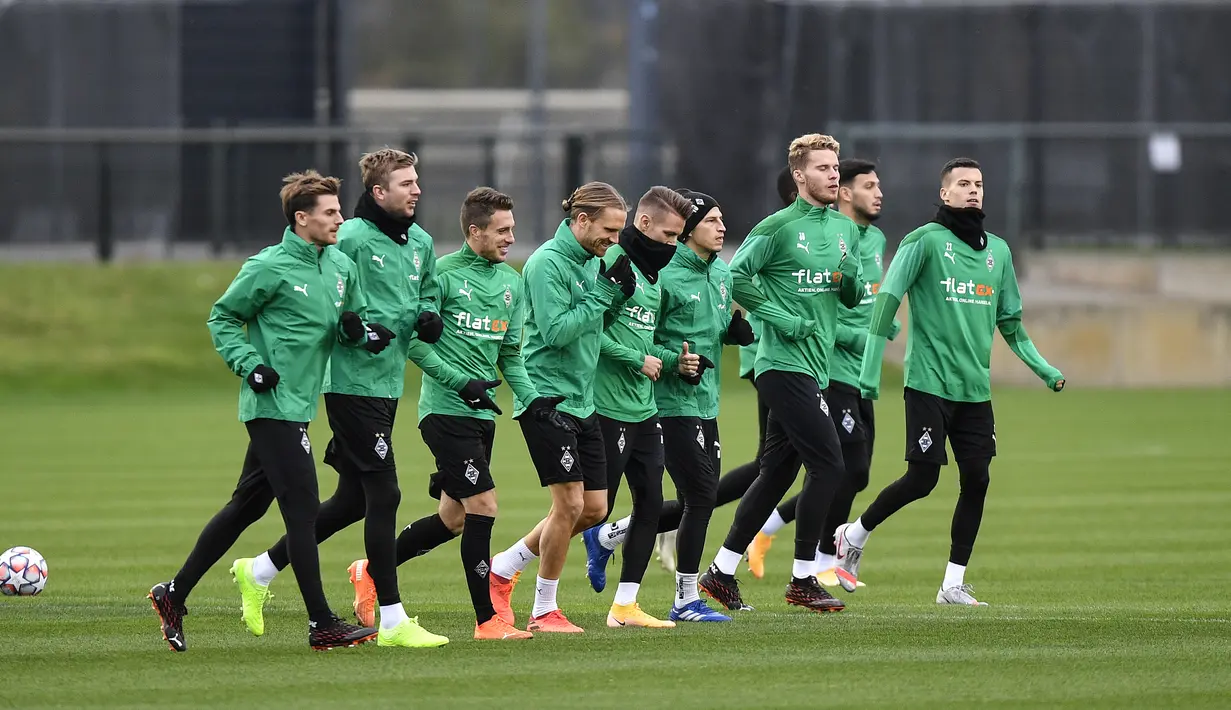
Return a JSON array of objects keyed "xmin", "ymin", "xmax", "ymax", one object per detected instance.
[
  {"xmin": 246, "ymin": 364, "xmax": 280, "ymax": 393},
  {"xmin": 515, "ymin": 395, "xmax": 578, "ymax": 434},
  {"xmin": 415, "ymin": 311, "xmax": 444, "ymax": 344},
  {"xmin": 599, "ymin": 254, "xmax": 636, "ymax": 298},
  {"xmin": 457, "ymin": 379, "xmax": 503, "ymax": 415},
  {"xmin": 362, "ymin": 323, "xmax": 396, "ymax": 354},
  {"xmin": 680, "ymin": 355, "xmax": 716, "ymax": 386},
  {"xmin": 339, "ymin": 311, "xmax": 366, "ymax": 343},
  {"xmin": 726, "ymin": 310, "xmax": 755, "ymax": 346}
]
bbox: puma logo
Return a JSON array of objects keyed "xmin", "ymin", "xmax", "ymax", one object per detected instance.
[
  {"xmin": 689, "ymin": 293, "xmax": 701, "ymax": 301},
  {"xmin": 796, "ymin": 242, "xmax": 810, "ymax": 254},
  {"xmin": 372, "ymin": 254, "xmax": 385, "ymax": 267},
  {"xmin": 459, "ymin": 287, "xmax": 473, "ymax": 301},
  {"xmin": 943, "ymin": 251, "xmax": 956, "ymax": 263},
  {"xmin": 293, "ymin": 284, "xmax": 308, "ymax": 296}
]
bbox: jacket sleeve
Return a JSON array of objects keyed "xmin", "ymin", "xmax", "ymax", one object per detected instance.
[
  {"xmin": 417, "ymin": 239, "xmax": 441, "ymax": 319},
  {"xmin": 729, "ymin": 232, "xmax": 809, "ymax": 338},
  {"xmin": 996, "ymin": 250, "xmax": 1064, "ymax": 389},
  {"xmin": 337, "ymin": 256, "xmax": 369, "ymax": 347},
  {"xmin": 497, "ymin": 284, "xmax": 540, "ymax": 404},
  {"xmin": 837, "ymin": 225, "xmax": 866, "ymax": 309},
  {"xmin": 858, "ymin": 236, "xmax": 925, "ymax": 399},
  {"xmin": 600, "ymin": 331, "xmax": 647, "ymax": 372},
  {"xmin": 527, "ymin": 255, "xmax": 620, "ymax": 348},
  {"xmin": 207, "ymin": 258, "xmax": 274, "ymax": 378}
]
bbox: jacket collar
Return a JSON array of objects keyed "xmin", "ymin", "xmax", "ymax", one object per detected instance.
[
  {"xmin": 457, "ymin": 241, "xmax": 497, "ymax": 270},
  {"xmin": 551, "ymin": 219, "xmax": 595, "ymax": 264},
  {"xmin": 281, "ymin": 227, "xmax": 322, "ymax": 265},
  {"xmin": 674, "ymin": 240, "xmax": 716, "ymax": 274},
  {"xmin": 793, "ymin": 195, "xmax": 833, "ymax": 221}
]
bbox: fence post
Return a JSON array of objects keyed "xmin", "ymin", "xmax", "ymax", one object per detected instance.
[
  {"xmin": 96, "ymin": 142, "xmax": 114, "ymax": 264},
  {"xmin": 1007, "ymin": 133, "xmax": 1028, "ymax": 273},
  {"xmin": 564, "ymin": 134, "xmax": 585, "ymax": 193},
  {"xmin": 481, "ymin": 136, "xmax": 497, "ymax": 188},
  {"xmin": 209, "ymin": 131, "xmax": 227, "ymax": 258}
]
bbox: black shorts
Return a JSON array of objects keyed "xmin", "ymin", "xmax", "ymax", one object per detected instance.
[
  {"xmin": 904, "ymin": 387, "xmax": 996, "ymax": 465},
  {"xmin": 827, "ymin": 380, "xmax": 875, "ymax": 446},
  {"xmin": 322, "ymin": 394, "xmax": 398, "ymax": 474},
  {"xmin": 520, "ymin": 411, "xmax": 607, "ymax": 490},
  {"xmin": 598, "ymin": 415, "xmax": 665, "ymax": 491},
  {"xmin": 419, "ymin": 414, "xmax": 497, "ymax": 501}
]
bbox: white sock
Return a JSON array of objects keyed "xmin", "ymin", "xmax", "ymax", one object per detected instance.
[
  {"xmin": 815, "ymin": 552, "xmax": 836, "ymax": 571},
  {"xmin": 613, "ymin": 582, "xmax": 640, "ymax": 606},
  {"xmin": 491, "ymin": 538, "xmax": 536, "ymax": 580},
  {"xmin": 600, "ymin": 517, "xmax": 631, "ymax": 550},
  {"xmin": 942, "ymin": 562, "xmax": 966, "ymax": 590},
  {"xmin": 845, "ymin": 518, "xmax": 872, "ymax": 548},
  {"xmin": 674, "ymin": 573, "xmax": 700, "ymax": 608},
  {"xmin": 792, "ymin": 557, "xmax": 816, "ymax": 579},
  {"xmin": 378, "ymin": 603, "xmax": 408, "ymax": 630},
  {"xmin": 531, "ymin": 576, "xmax": 559, "ymax": 618},
  {"xmin": 760, "ymin": 509, "xmax": 786, "ymax": 536},
  {"xmin": 713, "ymin": 546, "xmax": 742, "ymax": 575},
  {"xmin": 251, "ymin": 552, "xmax": 278, "ymax": 586}
]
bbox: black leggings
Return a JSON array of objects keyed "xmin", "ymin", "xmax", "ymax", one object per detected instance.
[
  {"xmin": 859, "ymin": 458, "xmax": 991, "ymax": 566},
  {"xmin": 598, "ymin": 416, "xmax": 664, "ymax": 584},
  {"xmin": 170, "ymin": 419, "xmax": 332, "ymax": 625},
  {"xmin": 265, "ymin": 466, "xmax": 402, "ymax": 606},
  {"xmin": 777, "ymin": 439, "xmax": 871, "ymax": 555}
]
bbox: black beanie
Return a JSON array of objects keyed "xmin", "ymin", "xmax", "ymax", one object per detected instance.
[
  {"xmin": 776, "ymin": 166, "xmax": 797, "ymax": 208},
  {"xmin": 675, "ymin": 188, "xmax": 719, "ymax": 241}
]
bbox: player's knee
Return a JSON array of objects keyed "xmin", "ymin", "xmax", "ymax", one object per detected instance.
[
  {"xmin": 550, "ymin": 487, "xmax": 586, "ymax": 522},
  {"xmin": 958, "ymin": 459, "xmax": 991, "ymax": 496},
  {"xmin": 848, "ymin": 464, "xmax": 871, "ymax": 494},
  {"xmin": 578, "ymin": 500, "xmax": 607, "ymax": 528},
  {"xmin": 465, "ymin": 491, "xmax": 498, "ymax": 519},
  {"xmin": 438, "ymin": 505, "xmax": 466, "ymax": 534},
  {"xmin": 903, "ymin": 461, "xmax": 942, "ymax": 498}
]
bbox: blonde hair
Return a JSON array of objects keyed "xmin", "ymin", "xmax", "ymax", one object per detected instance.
[
  {"xmin": 461, "ymin": 186, "xmax": 515, "ymax": 234},
  {"xmin": 280, "ymin": 170, "xmax": 342, "ymax": 225},
  {"xmin": 787, "ymin": 133, "xmax": 841, "ymax": 172},
  {"xmin": 358, "ymin": 148, "xmax": 418, "ymax": 190},
  {"xmin": 561, "ymin": 181, "xmax": 628, "ymax": 221},
  {"xmin": 637, "ymin": 185, "xmax": 695, "ymax": 220}
]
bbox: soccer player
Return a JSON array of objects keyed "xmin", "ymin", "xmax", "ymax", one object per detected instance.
[
  {"xmin": 228, "ymin": 150, "xmax": 498, "ymax": 649},
  {"xmin": 487, "ymin": 182, "xmax": 646, "ymax": 633},
  {"xmin": 697, "ymin": 134, "xmax": 865, "ymax": 614},
  {"xmin": 357, "ymin": 187, "xmax": 566, "ymax": 641},
  {"xmin": 148, "ymin": 171, "xmax": 393, "ymax": 652},
  {"xmin": 835, "ymin": 157, "xmax": 1065, "ymax": 606},
  {"xmin": 748, "ymin": 159, "xmax": 901, "ymax": 587},
  {"xmin": 580, "ymin": 186, "xmax": 698, "ymax": 628}
]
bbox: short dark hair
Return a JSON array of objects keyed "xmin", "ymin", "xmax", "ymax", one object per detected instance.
[
  {"xmin": 941, "ymin": 157, "xmax": 981, "ymax": 184},
  {"xmin": 460, "ymin": 186, "xmax": 514, "ymax": 235},
  {"xmin": 280, "ymin": 170, "xmax": 342, "ymax": 225},
  {"xmin": 776, "ymin": 166, "xmax": 797, "ymax": 208},
  {"xmin": 839, "ymin": 159, "xmax": 877, "ymax": 187}
]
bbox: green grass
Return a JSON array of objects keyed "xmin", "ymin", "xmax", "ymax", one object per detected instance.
[
  {"xmin": 4, "ymin": 382, "xmax": 1230, "ymax": 708},
  {"xmin": 3, "ymin": 263, "xmax": 1231, "ymax": 708}
]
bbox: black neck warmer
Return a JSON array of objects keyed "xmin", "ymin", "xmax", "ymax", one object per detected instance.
[
  {"xmin": 619, "ymin": 225, "xmax": 677, "ymax": 284},
  {"xmin": 932, "ymin": 205, "xmax": 987, "ymax": 251},
  {"xmin": 354, "ymin": 190, "xmax": 415, "ymax": 245}
]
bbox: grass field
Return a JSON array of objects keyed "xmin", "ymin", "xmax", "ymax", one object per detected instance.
[{"xmin": 3, "ymin": 264, "xmax": 1231, "ymax": 708}]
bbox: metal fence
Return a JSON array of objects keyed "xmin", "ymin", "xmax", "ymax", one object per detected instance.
[{"xmin": 0, "ymin": 126, "xmax": 669, "ymax": 261}]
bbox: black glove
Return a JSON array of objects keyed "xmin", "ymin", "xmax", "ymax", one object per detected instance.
[
  {"xmin": 415, "ymin": 311, "xmax": 444, "ymax": 344},
  {"xmin": 246, "ymin": 364, "xmax": 280, "ymax": 393},
  {"xmin": 599, "ymin": 254, "xmax": 637, "ymax": 298},
  {"xmin": 680, "ymin": 355, "xmax": 716, "ymax": 387},
  {"xmin": 515, "ymin": 395, "xmax": 578, "ymax": 434},
  {"xmin": 362, "ymin": 323, "xmax": 396, "ymax": 354},
  {"xmin": 339, "ymin": 311, "xmax": 365, "ymax": 343},
  {"xmin": 726, "ymin": 311, "xmax": 755, "ymax": 346},
  {"xmin": 458, "ymin": 379, "xmax": 503, "ymax": 415}
]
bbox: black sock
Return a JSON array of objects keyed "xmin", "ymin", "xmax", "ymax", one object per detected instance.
[
  {"xmin": 461, "ymin": 514, "xmax": 497, "ymax": 624},
  {"xmin": 395, "ymin": 514, "xmax": 458, "ymax": 565},
  {"xmin": 658, "ymin": 498, "xmax": 683, "ymax": 533}
]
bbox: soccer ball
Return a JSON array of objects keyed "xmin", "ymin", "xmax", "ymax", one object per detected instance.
[{"xmin": 0, "ymin": 547, "xmax": 48, "ymax": 596}]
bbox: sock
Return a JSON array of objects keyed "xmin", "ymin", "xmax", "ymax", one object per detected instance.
[
  {"xmin": 713, "ymin": 546, "xmax": 742, "ymax": 576},
  {"xmin": 792, "ymin": 557, "xmax": 816, "ymax": 579},
  {"xmin": 613, "ymin": 582, "xmax": 640, "ymax": 606},
  {"xmin": 943, "ymin": 562, "xmax": 966, "ymax": 590},
  {"xmin": 600, "ymin": 517, "xmax": 631, "ymax": 550},
  {"xmin": 760, "ymin": 509, "xmax": 786, "ymax": 536},
  {"xmin": 394, "ymin": 514, "xmax": 458, "ymax": 565},
  {"xmin": 815, "ymin": 552, "xmax": 836, "ymax": 571},
  {"xmin": 491, "ymin": 538, "xmax": 536, "ymax": 580},
  {"xmin": 531, "ymin": 576, "xmax": 558, "ymax": 618},
  {"xmin": 461, "ymin": 514, "xmax": 497, "ymax": 624},
  {"xmin": 251, "ymin": 552, "xmax": 278, "ymax": 586},
  {"xmin": 674, "ymin": 572, "xmax": 699, "ymax": 608},
  {"xmin": 378, "ymin": 602, "xmax": 408, "ymax": 630},
  {"xmin": 845, "ymin": 518, "xmax": 872, "ymax": 548}
]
